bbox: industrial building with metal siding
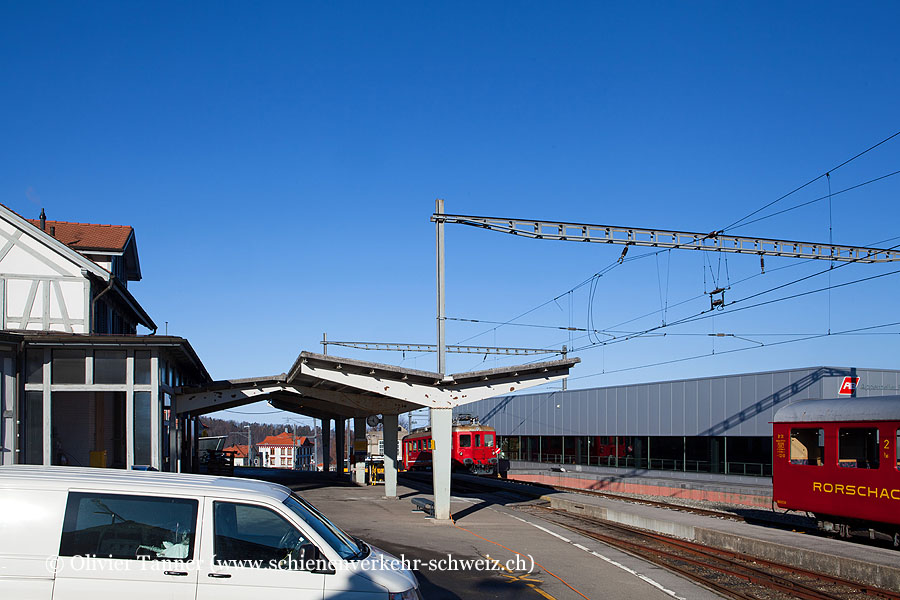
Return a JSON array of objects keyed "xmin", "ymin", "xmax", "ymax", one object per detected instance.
[{"xmin": 457, "ymin": 366, "xmax": 900, "ymax": 478}]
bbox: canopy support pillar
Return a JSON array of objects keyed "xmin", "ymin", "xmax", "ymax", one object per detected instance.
[
  {"xmin": 383, "ymin": 413, "xmax": 398, "ymax": 498},
  {"xmin": 431, "ymin": 407, "xmax": 452, "ymax": 520}
]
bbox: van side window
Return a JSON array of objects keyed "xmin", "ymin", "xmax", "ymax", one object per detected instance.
[
  {"xmin": 59, "ymin": 492, "xmax": 197, "ymax": 560},
  {"xmin": 839, "ymin": 428, "xmax": 880, "ymax": 469},
  {"xmin": 213, "ymin": 502, "xmax": 309, "ymax": 569},
  {"xmin": 790, "ymin": 428, "xmax": 824, "ymax": 466}
]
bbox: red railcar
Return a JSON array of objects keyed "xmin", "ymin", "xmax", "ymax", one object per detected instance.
[
  {"xmin": 772, "ymin": 396, "xmax": 900, "ymax": 546},
  {"xmin": 402, "ymin": 415, "xmax": 499, "ymax": 475}
]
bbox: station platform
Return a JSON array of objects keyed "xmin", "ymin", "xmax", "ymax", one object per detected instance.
[
  {"xmin": 449, "ymin": 471, "xmax": 900, "ymax": 592},
  {"xmin": 282, "ymin": 473, "xmax": 721, "ymax": 600},
  {"xmin": 228, "ymin": 468, "xmax": 900, "ymax": 597},
  {"xmin": 507, "ymin": 463, "xmax": 773, "ymax": 507}
]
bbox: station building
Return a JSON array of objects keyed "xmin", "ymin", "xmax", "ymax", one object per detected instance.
[
  {"xmin": 458, "ymin": 366, "xmax": 900, "ymax": 478},
  {"xmin": 0, "ymin": 204, "xmax": 211, "ymax": 471}
]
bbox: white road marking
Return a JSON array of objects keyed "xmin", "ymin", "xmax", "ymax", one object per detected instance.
[{"xmin": 510, "ymin": 513, "xmax": 686, "ymax": 600}]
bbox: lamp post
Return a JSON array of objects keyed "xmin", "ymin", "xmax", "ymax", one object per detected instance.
[
  {"xmin": 245, "ymin": 425, "xmax": 252, "ymax": 466},
  {"xmin": 229, "ymin": 426, "xmax": 253, "ymax": 467}
]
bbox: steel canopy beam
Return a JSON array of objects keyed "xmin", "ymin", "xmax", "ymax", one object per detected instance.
[
  {"xmin": 432, "ymin": 213, "xmax": 900, "ymax": 263},
  {"xmin": 296, "ymin": 356, "xmax": 571, "ymax": 408}
]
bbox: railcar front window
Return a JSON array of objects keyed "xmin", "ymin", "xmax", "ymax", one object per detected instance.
[
  {"xmin": 896, "ymin": 429, "xmax": 899, "ymax": 470},
  {"xmin": 485, "ymin": 434, "xmax": 495, "ymax": 447},
  {"xmin": 838, "ymin": 428, "xmax": 880, "ymax": 469},
  {"xmin": 790, "ymin": 428, "xmax": 824, "ymax": 466},
  {"xmin": 459, "ymin": 434, "xmax": 471, "ymax": 448}
]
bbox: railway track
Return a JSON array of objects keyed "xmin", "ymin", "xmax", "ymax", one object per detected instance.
[
  {"xmin": 530, "ymin": 506, "xmax": 900, "ymax": 600},
  {"xmin": 400, "ymin": 472, "xmax": 899, "ymax": 597}
]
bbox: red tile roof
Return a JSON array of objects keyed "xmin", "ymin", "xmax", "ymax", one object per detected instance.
[
  {"xmin": 223, "ymin": 444, "xmax": 249, "ymax": 458},
  {"xmin": 25, "ymin": 219, "xmax": 133, "ymax": 252},
  {"xmin": 258, "ymin": 432, "xmax": 301, "ymax": 447}
]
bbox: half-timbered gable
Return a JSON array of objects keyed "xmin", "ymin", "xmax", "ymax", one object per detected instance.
[{"xmin": 0, "ymin": 205, "xmax": 154, "ymax": 334}]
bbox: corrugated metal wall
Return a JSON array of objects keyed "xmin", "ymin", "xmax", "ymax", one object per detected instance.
[{"xmin": 457, "ymin": 366, "xmax": 900, "ymax": 437}]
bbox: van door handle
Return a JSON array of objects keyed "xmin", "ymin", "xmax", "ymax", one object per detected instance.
[
  {"xmin": 164, "ymin": 571, "xmax": 189, "ymax": 577},
  {"xmin": 208, "ymin": 572, "xmax": 232, "ymax": 578}
]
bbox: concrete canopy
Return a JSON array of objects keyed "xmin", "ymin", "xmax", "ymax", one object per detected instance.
[{"xmin": 175, "ymin": 351, "xmax": 580, "ymax": 419}]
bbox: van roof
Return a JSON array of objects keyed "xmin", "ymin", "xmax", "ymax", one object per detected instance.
[{"xmin": 0, "ymin": 466, "xmax": 292, "ymax": 500}]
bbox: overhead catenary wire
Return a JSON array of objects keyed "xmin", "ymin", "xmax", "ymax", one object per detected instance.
[
  {"xmin": 728, "ymin": 168, "xmax": 900, "ymax": 231},
  {"xmin": 567, "ymin": 258, "xmax": 900, "ymax": 354},
  {"xmin": 436, "ymin": 137, "xmax": 900, "ymax": 373},
  {"xmin": 722, "ymin": 129, "xmax": 900, "ymax": 232},
  {"xmin": 565, "ymin": 320, "xmax": 900, "ymax": 383}
]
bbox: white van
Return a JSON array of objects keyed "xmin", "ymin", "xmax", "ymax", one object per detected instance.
[{"xmin": 0, "ymin": 466, "xmax": 421, "ymax": 599}]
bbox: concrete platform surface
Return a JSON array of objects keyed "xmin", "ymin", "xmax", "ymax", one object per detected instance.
[
  {"xmin": 290, "ymin": 478, "xmax": 721, "ymax": 600},
  {"xmin": 546, "ymin": 490, "xmax": 900, "ymax": 591},
  {"xmin": 508, "ymin": 465, "xmax": 773, "ymax": 507}
]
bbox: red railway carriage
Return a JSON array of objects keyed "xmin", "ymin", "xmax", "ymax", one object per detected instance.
[
  {"xmin": 591, "ymin": 436, "xmax": 629, "ymax": 461},
  {"xmin": 772, "ymin": 396, "xmax": 900, "ymax": 546},
  {"xmin": 402, "ymin": 416, "xmax": 499, "ymax": 475}
]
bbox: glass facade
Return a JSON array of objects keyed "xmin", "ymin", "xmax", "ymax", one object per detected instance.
[
  {"xmin": 134, "ymin": 350, "xmax": 151, "ymax": 385},
  {"xmin": 25, "ymin": 349, "xmax": 43, "ymax": 384},
  {"xmin": 498, "ymin": 434, "xmax": 772, "ymax": 476},
  {"xmin": 52, "ymin": 349, "xmax": 85, "ymax": 384},
  {"xmin": 133, "ymin": 391, "xmax": 152, "ymax": 466},
  {"xmin": 94, "ymin": 350, "xmax": 127, "ymax": 384},
  {"xmin": 22, "ymin": 391, "xmax": 43, "ymax": 464}
]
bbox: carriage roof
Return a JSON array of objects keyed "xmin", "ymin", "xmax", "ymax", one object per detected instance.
[{"xmin": 773, "ymin": 395, "xmax": 900, "ymax": 423}]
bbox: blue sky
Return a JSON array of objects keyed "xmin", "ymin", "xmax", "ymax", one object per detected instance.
[{"xmin": 2, "ymin": 2, "xmax": 899, "ymax": 425}]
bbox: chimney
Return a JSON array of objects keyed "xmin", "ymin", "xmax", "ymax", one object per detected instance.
[
  {"xmin": 50, "ymin": 226, "xmax": 55, "ymax": 237},
  {"xmin": 39, "ymin": 209, "xmax": 46, "ymax": 231}
]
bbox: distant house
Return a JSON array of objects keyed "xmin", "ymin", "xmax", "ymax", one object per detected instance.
[
  {"xmin": 256, "ymin": 432, "xmax": 315, "ymax": 470},
  {"xmin": 223, "ymin": 444, "xmax": 249, "ymax": 467}
]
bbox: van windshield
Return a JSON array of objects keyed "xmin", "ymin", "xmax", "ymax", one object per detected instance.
[{"xmin": 283, "ymin": 494, "xmax": 363, "ymax": 560}]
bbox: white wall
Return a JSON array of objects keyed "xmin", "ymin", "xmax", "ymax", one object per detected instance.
[{"xmin": 0, "ymin": 218, "xmax": 92, "ymax": 333}]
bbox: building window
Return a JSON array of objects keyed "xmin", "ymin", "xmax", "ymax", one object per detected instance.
[
  {"xmin": 134, "ymin": 391, "xmax": 152, "ymax": 466},
  {"xmin": 790, "ymin": 428, "xmax": 824, "ymax": 466},
  {"xmin": 134, "ymin": 351, "xmax": 151, "ymax": 385},
  {"xmin": 94, "ymin": 350, "xmax": 127, "ymax": 384},
  {"xmin": 25, "ymin": 349, "xmax": 43, "ymax": 384},
  {"xmin": 21, "ymin": 391, "xmax": 42, "ymax": 464},
  {"xmin": 839, "ymin": 428, "xmax": 880, "ymax": 469},
  {"xmin": 60, "ymin": 492, "xmax": 198, "ymax": 560},
  {"xmin": 378, "ymin": 440, "xmax": 384, "ymax": 455},
  {"xmin": 52, "ymin": 349, "xmax": 85, "ymax": 384}
]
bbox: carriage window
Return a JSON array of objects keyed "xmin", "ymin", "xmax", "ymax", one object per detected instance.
[
  {"xmin": 790, "ymin": 428, "xmax": 824, "ymax": 466},
  {"xmin": 474, "ymin": 434, "xmax": 481, "ymax": 447},
  {"xmin": 897, "ymin": 429, "xmax": 899, "ymax": 469},
  {"xmin": 485, "ymin": 434, "xmax": 494, "ymax": 447},
  {"xmin": 839, "ymin": 428, "xmax": 879, "ymax": 469},
  {"xmin": 459, "ymin": 434, "xmax": 471, "ymax": 448}
]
